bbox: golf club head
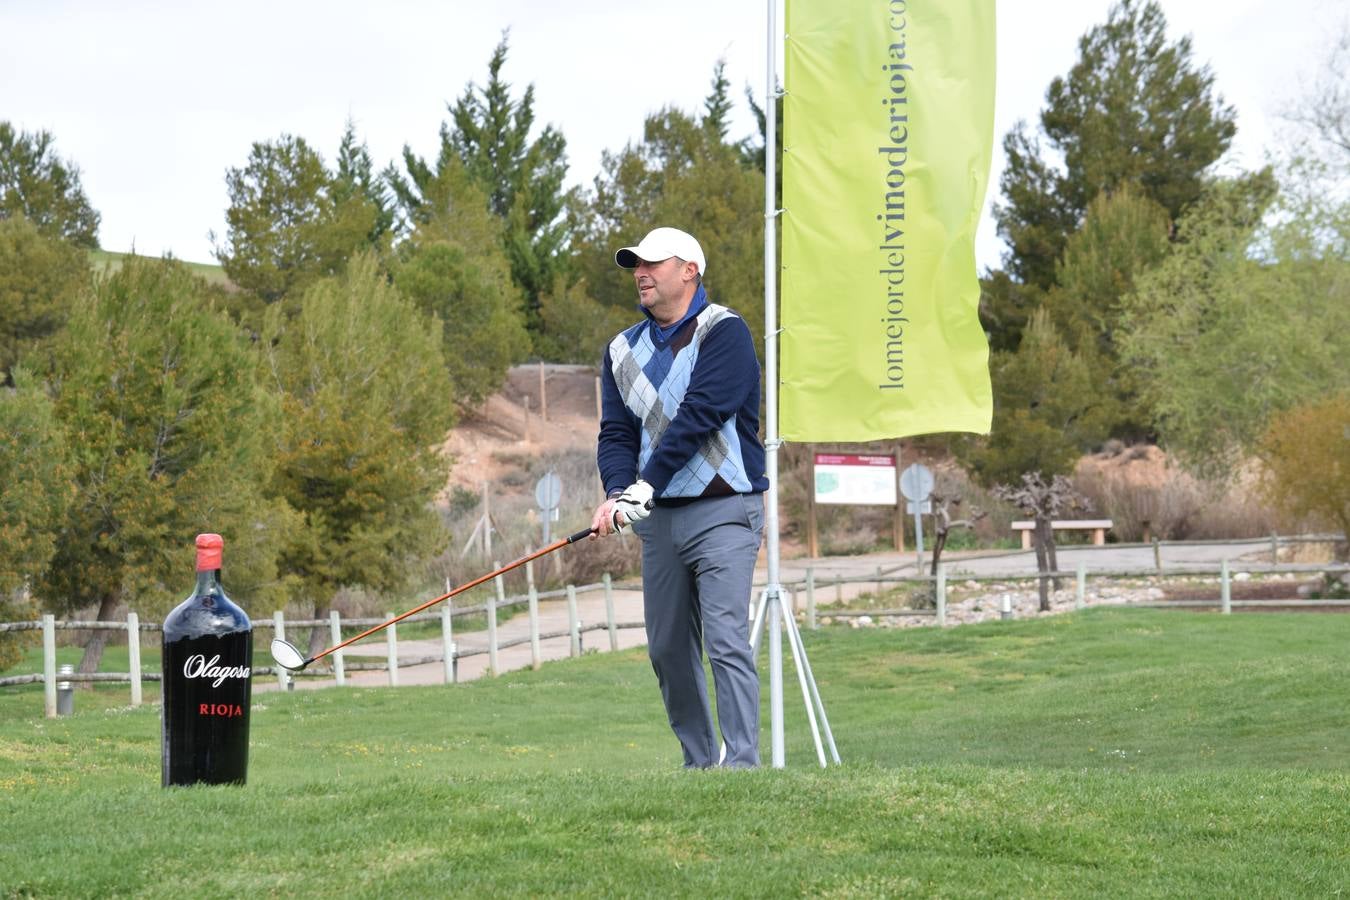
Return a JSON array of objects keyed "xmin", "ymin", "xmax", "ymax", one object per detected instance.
[{"xmin": 270, "ymin": 638, "xmax": 308, "ymax": 672}]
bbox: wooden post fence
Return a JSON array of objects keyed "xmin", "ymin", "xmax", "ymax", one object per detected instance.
[
  {"xmin": 604, "ymin": 573, "xmax": 618, "ymax": 652},
  {"xmin": 43, "ymin": 614, "xmax": 56, "ymax": 718},
  {"xmin": 440, "ymin": 606, "xmax": 454, "ymax": 684},
  {"xmin": 806, "ymin": 567, "xmax": 817, "ymax": 630},
  {"xmin": 935, "ymin": 564, "xmax": 947, "ymax": 627},
  {"xmin": 567, "ymin": 585, "xmax": 581, "ymax": 657},
  {"xmin": 127, "ymin": 612, "xmax": 142, "ymax": 707},
  {"xmin": 538, "ymin": 360, "xmax": 548, "ymax": 421},
  {"xmin": 9, "ymin": 548, "xmax": 1348, "ymax": 716},
  {"xmin": 487, "ymin": 574, "xmax": 499, "ymax": 677},
  {"xmin": 331, "ymin": 610, "xmax": 346, "ymax": 687},
  {"xmin": 273, "ymin": 611, "xmax": 289, "ymax": 690},
  {"xmin": 528, "ymin": 584, "xmax": 542, "ymax": 670},
  {"xmin": 386, "ymin": 615, "xmax": 399, "ymax": 686},
  {"xmin": 1221, "ymin": 559, "xmax": 1232, "ymax": 614}
]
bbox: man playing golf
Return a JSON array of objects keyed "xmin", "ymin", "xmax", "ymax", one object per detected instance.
[{"xmin": 591, "ymin": 227, "xmax": 768, "ymax": 769}]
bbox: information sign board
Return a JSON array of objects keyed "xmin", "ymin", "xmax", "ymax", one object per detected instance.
[{"xmin": 813, "ymin": 454, "xmax": 897, "ymax": 506}]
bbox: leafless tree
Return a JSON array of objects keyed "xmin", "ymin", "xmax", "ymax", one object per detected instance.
[
  {"xmin": 993, "ymin": 473, "xmax": 1091, "ymax": 610},
  {"xmin": 1283, "ymin": 25, "xmax": 1350, "ymax": 161},
  {"xmin": 927, "ymin": 491, "xmax": 986, "ymax": 578}
]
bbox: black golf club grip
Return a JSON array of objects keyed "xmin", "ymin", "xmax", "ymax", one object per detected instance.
[{"xmin": 566, "ymin": 525, "xmax": 598, "ymax": 543}]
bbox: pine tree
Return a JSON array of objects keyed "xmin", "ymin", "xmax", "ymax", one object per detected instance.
[
  {"xmin": 958, "ymin": 310, "xmax": 1106, "ymax": 487},
  {"xmin": 214, "ymin": 133, "xmax": 385, "ymax": 309},
  {"xmin": 987, "ymin": 0, "xmax": 1236, "ymax": 349},
  {"xmin": 0, "ymin": 122, "xmax": 100, "ymax": 248},
  {"xmin": 1045, "ymin": 183, "xmax": 1172, "ymax": 438},
  {"xmin": 393, "ymin": 164, "xmax": 530, "ymax": 411},
  {"xmin": 0, "ymin": 215, "xmax": 90, "ymax": 379},
  {"xmin": 0, "ymin": 369, "xmax": 72, "ymax": 669},
  {"xmin": 39, "ymin": 257, "xmax": 293, "ymax": 673},
  {"xmin": 999, "ymin": 0, "xmax": 1235, "ymax": 285},
  {"xmin": 573, "ymin": 67, "xmax": 766, "ymax": 361},
  {"xmin": 334, "ymin": 119, "xmax": 396, "ymax": 248},
  {"xmin": 262, "ymin": 252, "xmax": 455, "ymax": 652},
  {"xmin": 703, "ymin": 60, "xmax": 734, "ymax": 142},
  {"xmin": 389, "ymin": 35, "xmax": 571, "ymax": 332}
]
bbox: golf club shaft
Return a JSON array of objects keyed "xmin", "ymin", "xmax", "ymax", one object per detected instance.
[{"xmin": 305, "ymin": 526, "xmax": 597, "ymax": 666}]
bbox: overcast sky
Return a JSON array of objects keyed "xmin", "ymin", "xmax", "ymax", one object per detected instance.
[{"xmin": 1, "ymin": 0, "xmax": 1343, "ymax": 271}]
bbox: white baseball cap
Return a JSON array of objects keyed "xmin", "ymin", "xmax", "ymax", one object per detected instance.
[{"xmin": 614, "ymin": 227, "xmax": 707, "ymax": 277}]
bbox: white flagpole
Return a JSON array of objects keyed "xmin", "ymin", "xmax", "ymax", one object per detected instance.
[
  {"xmin": 760, "ymin": 0, "xmax": 841, "ymax": 770},
  {"xmin": 763, "ymin": 0, "xmax": 786, "ymax": 769}
]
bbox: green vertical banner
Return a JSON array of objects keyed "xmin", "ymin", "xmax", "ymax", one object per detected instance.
[{"xmin": 781, "ymin": 0, "xmax": 995, "ymax": 441}]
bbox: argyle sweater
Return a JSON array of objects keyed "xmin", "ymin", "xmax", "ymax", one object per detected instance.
[{"xmin": 597, "ymin": 287, "xmax": 768, "ymax": 501}]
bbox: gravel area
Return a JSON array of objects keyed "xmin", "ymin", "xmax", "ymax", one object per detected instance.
[{"xmin": 819, "ymin": 571, "xmax": 1345, "ymax": 629}]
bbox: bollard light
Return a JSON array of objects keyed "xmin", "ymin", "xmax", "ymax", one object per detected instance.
[
  {"xmin": 1000, "ymin": 594, "xmax": 1013, "ymax": 621},
  {"xmin": 56, "ymin": 664, "xmax": 74, "ymax": 716}
]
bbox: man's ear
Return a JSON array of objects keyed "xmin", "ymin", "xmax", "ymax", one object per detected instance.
[{"xmin": 683, "ymin": 261, "xmax": 700, "ymax": 283}]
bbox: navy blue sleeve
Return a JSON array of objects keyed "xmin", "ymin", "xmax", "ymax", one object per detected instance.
[
  {"xmin": 640, "ymin": 316, "xmax": 758, "ymax": 494},
  {"xmin": 596, "ymin": 345, "xmax": 641, "ymax": 498}
]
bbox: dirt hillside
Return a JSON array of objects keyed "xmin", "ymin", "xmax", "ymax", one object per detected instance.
[
  {"xmin": 440, "ymin": 366, "xmax": 1209, "ymax": 556},
  {"xmin": 440, "ymin": 364, "xmax": 601, "ymax": 496}
]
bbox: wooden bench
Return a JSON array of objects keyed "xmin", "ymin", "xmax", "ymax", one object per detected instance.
[{"xmin": 1011, "ymin": 519, "xmax": 1113, "ymax": 549}]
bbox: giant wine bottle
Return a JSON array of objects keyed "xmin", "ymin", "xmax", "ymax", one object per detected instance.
[{"xmin": 161, "ymin": 533, "xmax": 252, "ymax": 786}]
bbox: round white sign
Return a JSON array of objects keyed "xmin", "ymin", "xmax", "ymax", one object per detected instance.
[
  {"xmin": 899, "ymin": 464, "xmax": 934, "ymax": 502},
  {"xmin": 535, "ymin": 471, "xmax": 562, "ymax": 510}
]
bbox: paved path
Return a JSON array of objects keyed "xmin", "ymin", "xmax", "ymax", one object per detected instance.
[
  {"xmin": 264, "ymin": 586, "xmax": 652, "ymax": 692},
  {"xmin": 774, "ymin": 536, "xmax": 1293, "ymax": 584},
  {"xmin": 348, "ymin": 586, "xmax": 651, "ymax": 687}
]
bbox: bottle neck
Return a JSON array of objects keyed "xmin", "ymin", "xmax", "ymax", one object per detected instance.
[{"xmin": 195, "ymin": 569, "xmax": 221, "ymax": 595}]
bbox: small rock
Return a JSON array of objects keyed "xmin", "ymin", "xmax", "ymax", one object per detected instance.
[{"xmin": 1234, "ymin": 572, "xmax": 1252, "ymax": 582}]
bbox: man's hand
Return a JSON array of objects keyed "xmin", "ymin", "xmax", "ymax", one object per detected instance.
[
  {"xmin": 590, "ymin": 498, "xmax": 621, "ymax": 537},
  {"xmin": 590, "ymin": 480, "xmax": 654, "ymax": 536},
  {"xmin": 613, "ymin": 480, "xmax": 654, "ymax": 530}
]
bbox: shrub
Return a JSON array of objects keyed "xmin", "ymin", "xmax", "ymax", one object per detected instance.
[
  {"xmin": 1074, "ymin": 443, "xmax": 1278, "ymax": 540},
  {"xmin": 1258, "ymin": 393, "xmax": 1350, "ymax": 558}
]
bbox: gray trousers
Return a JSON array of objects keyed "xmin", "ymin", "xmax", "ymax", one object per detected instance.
[{"xmin": 633, "ymin": 493, "xmax": 764, "ymax": 768}]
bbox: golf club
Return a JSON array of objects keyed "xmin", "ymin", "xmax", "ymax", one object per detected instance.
[{"xmin": 270, "ymin": 525, "xmax": 598, "ymax": 673}]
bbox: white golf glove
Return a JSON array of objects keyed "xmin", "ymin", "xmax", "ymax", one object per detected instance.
[{"xmin": 611, "ymin": 479, "xmax": 654, "ymax": 531}]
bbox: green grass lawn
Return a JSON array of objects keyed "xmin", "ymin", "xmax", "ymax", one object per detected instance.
[
  {"xmin": 3, "ymin": 608, "xmax": 1348, "ymax": 897},
  {"xmin": 89, "ymin": 249, "xmax": 233, "ymax": 287}
]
